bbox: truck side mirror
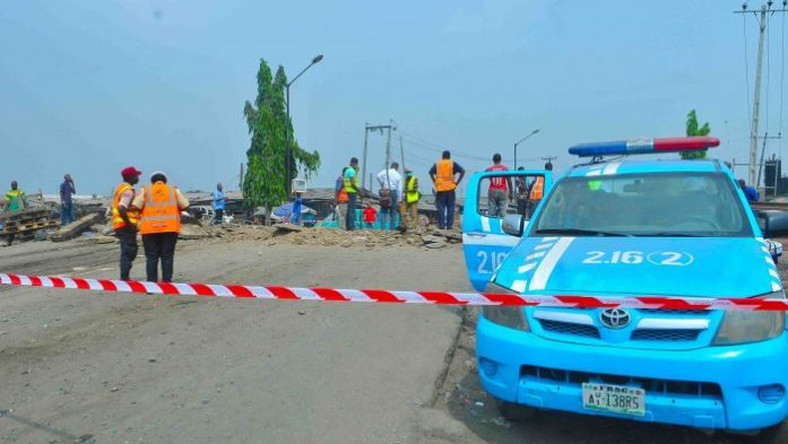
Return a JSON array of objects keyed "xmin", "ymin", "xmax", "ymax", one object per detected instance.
[{"xmin": 502, "ymin": 214, "xmax": 525, "ymax": 237}]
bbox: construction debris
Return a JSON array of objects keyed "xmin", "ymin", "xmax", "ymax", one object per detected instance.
[
  {"xmin": 48, "ymin": 213, "xmax": 104, "ymax": 242},
  {"xmin": 0, "ymin": 208, "xmax": 59, "ymax": 239},
  {"xmin": 273, "ymin": 223, "xmax": 304, "ymax": 233}
]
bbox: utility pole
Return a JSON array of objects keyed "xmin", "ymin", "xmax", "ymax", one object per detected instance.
[
  {"xmin": 513, "ymin": 129, "xmax": 540, "ymax": 169},
  {"xmin": 541, "ymin": 156, "xmax": 557, "ymax": 168},
  {"xmin": 361, "ymin": 123, "xmax": 395, "ymax": 190},
  {"xmin": 385, "ymin": 124, "xmax": 392, "ymax": 173},
  {"xmin": 239, "ymin": 163, "xmax": 244, "ymax": 190},
  {"xmin": 737, "ymin": 2, "xmax": 788, "ymax": 186},
  {"xmin": 399, "ymin": 135, "xmax": 406, "ymax": 172}
]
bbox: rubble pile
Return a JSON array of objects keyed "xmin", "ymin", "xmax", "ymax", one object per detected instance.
[{"xmin": 191, "ymin": 224, "xmax": 462, "ymax": 249}]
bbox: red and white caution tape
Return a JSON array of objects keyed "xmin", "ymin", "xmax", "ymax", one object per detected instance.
[{"xmin": 1, "ymin": 273, "xmax": 788, "ymax": 311}]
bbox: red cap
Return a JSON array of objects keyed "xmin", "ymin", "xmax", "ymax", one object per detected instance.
[{"xmin": 121, "ymin": 166, "xmax": 143, "ymax": 178}]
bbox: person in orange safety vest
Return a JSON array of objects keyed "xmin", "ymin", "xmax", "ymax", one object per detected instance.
[
  {"xmin": 528, "ymin": 161, "xmax": 553, "ymax": 218},
  {"xmin": 429, "ymin": 150, "xmax": 465, "ymax": 230},
  {"xmin": 131, "ymin": 171, "xmax": 189, "ymax": 283}
]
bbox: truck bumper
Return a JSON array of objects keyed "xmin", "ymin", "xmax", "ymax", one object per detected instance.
[{"xmin": 477, "ymin": 315, "xmax": 788, "ymax": 431}]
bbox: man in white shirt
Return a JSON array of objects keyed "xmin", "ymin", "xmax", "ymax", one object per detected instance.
[{"xmin": 376, "ymin": 162, "xmax": 403, "ymax": 230}]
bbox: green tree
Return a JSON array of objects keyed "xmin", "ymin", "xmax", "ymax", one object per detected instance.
[
  {"xmin": 680, "ymin": 109, "xmax": 711, "ymax": 159},
  {"xmin": 242, "ymin": 59, "xmax": 321, "ymax": 222}
]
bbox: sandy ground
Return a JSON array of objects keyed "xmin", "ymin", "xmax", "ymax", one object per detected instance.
[
  {"xmin": 1, "ymin": 232, "xmax": 786, "ymax": 443},
  {"xmin": 0, "ymin": 236, "xmax": 467, "ymax": 444}
]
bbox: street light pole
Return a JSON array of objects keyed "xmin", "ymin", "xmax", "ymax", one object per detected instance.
[
  {"xmin": 285, "ymin": 54, "xmax": 324, "ymax": 196},
  {"xmin": 513, "ymin": 129, "xmax": 540, "ymax": 169}
]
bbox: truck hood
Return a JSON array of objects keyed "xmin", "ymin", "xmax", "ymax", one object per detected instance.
[{"xmin": 494, "ymin": 236, "xmax": 781, "ymax": 298}]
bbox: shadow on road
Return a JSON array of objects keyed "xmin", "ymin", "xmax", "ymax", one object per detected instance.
[{"xmin": 444, "ymin": 370, "xmax": 733, "ymax": 444}]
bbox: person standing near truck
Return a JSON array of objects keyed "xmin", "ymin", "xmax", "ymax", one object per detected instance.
[
  {"xmin": 486, "ymin": 154, "xmax": 513, "ymax": 218},
  {"xmin": 515, "ymin": 167, "xmax": 529, "ymax": 216},
  {"xmin": 429, "ymin": 150, "xmax": 465, "ymax": 230},
  {"xmin": 528, "ymin": 161, "xmax": 553, "ymax": 217}
]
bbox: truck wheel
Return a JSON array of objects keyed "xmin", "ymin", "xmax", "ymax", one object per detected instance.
[{"xmin": 496, "ymin": 400, "xmax": 536, "ymax": 422}]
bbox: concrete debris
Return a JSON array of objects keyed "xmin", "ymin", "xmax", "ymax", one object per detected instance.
[
  {"xmin": 273, "ymin": 223, "xmax": 304, "ymax": 233},
  {"xmin": 179, "ymin": 225, "xmax": 463, "ymax": 250},
  {"xmin": 178, "ymin": 225, "xmax": 214, "ymax": 240},
  {"xmin": 49, "ymin": 213, "xmax": 104, "ymax": 242}
]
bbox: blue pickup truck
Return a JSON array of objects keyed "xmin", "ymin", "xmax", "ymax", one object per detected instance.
[{"xmin": 462, "ymin": 137, "xmax": 788, "ymax": 442}]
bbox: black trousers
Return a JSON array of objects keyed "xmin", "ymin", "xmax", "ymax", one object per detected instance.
[
  {"xmin": 115, "ymin": 227, "xmax": 138, "ymax": 280},
  {"xmin": 346, "ymin": 192, "xmax": 357, "ymax": 230},
  {"xmin": 142, "ymin": 232, "xmax": 178, "ymax": 282}
]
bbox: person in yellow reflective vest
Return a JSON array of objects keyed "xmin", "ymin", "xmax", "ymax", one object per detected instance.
[
  {"xmin": 429, "ymin": 150, "xmax": 465, "ymax": 229},
  {"xmin": 343, "ymin": 157, "xmax": 360, "ymax": 230},
  {"xmin": 3, "ymin": 181, "xmax": 27, "ymax": 246},
  {"xmin": 403, "ymin": 170, "xmax": 421, "ymax": 230},
  {"xmin": 112, "ymin": 166, "xmax": 143, "ymax": 279}
]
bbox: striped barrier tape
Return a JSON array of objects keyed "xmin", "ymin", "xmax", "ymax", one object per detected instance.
[{"xmin": 2, "ymin": 273, "xmax": 788, "ymax": 311}]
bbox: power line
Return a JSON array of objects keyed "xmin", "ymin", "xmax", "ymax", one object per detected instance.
[{"xmin": 395, "ymin": 129, "xmax": 498, "ymax": 162}]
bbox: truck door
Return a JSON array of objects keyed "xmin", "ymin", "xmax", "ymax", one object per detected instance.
[{"xmin": 461, "ymin": 170, "xmax": 552, "ymax": 291}]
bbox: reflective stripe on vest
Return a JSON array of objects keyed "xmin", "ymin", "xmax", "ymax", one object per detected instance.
[
  {"xmin": 434, "ymin": 160, "xmax": 456, "ymax": 192},
  {"xmin": 139, "ymin": 182, "xmax": 181, "ymax": 235},
  {"xmin": 406, "ymin": 176, "xmax": 420, "ymax": 204},
  {"xmin": 530, "ymin": 177, "xmax": 544, "ymax": 200},
  {"xmin": 112, "ymin": 183, "xmax": 140, "ymax": 230}
]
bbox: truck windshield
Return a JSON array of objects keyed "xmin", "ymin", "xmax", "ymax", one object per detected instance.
[{"xmin": 531, "ymin": 172, "xmax": 753, "ymax": 237}]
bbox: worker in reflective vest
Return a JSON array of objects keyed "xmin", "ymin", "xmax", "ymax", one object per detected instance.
[
  {"xmin": 131, "ymin": 171, "xmax": 189, "ymax": 282},
  {"xmin": 3, "ymin": 180, "xmax": 27, "ymax": 246},
  {"xmin": 429, "ymin": 150, "xmax": 465, "ymax": 230},
  {"xmin": 335, "ymin": 167, "xmax": 350, "ymax": 230},
  {"xmin": 528, "ymin": 161, "xmax": 553, "ymax": 218},
  {"xmin": 404, "ymin": 170, "xmax": 421, "ymax": 230},
  {"xmin": 112, "ymin": 167, "xmax": 143, "ymax": 280},
  {"xmin": 343, "ymin": 157, "xmax": 360, "ymax": 230}
]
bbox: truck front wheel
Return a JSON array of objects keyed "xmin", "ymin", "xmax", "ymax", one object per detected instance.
[{"xmin": 496, "ymin": 400, "xmax": 536, "ymax": 422}]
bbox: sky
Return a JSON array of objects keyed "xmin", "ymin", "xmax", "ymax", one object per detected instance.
[{"xmin": 1, "ymin": 0, "xmax": 786, "ymax": 196}]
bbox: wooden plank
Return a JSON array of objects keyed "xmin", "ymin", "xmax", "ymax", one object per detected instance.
[{"xmin": 48, "ymin": 213, "xmax": 103, "ymax": 242}]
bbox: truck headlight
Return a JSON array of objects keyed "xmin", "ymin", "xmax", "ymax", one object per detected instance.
[
  {"xmin": 482, "ymin": 282, "xmax": 529, "ymax": 332},
  {"xmin": 712, "ymin": 291, "xmax": 786, "ymax": 346}
]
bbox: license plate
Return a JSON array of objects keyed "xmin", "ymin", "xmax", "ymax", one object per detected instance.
[{"xmin": 582, "ymin": 383, "xmax": 646, "ymax": 417}]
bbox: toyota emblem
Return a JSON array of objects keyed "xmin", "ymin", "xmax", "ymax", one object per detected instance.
[{"xmin": 599, "ymin": 308, "xmax": 631, "ymax": 329}]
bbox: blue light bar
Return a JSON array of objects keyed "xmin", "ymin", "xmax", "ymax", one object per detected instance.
[{"xmin": 568, "ymin": 137, "xmax": 720, "ymax": 158}]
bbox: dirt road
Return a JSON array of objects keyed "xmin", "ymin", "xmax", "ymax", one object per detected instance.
[{"xmin": 0, "ymin": 237, "xmax": 467, "ymax": 443}]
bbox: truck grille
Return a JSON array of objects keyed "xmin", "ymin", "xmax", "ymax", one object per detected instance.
[
  {"xmin": 631, "ymin": 329, "xmax": 701, "ymax": 342},
  {"xmin": 520, "ymin": 365, "xmax": 722, "ymax": 399},
  {"xmin": 539, "ymin": 320, "xmax": 600, "ymax": 338}
]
